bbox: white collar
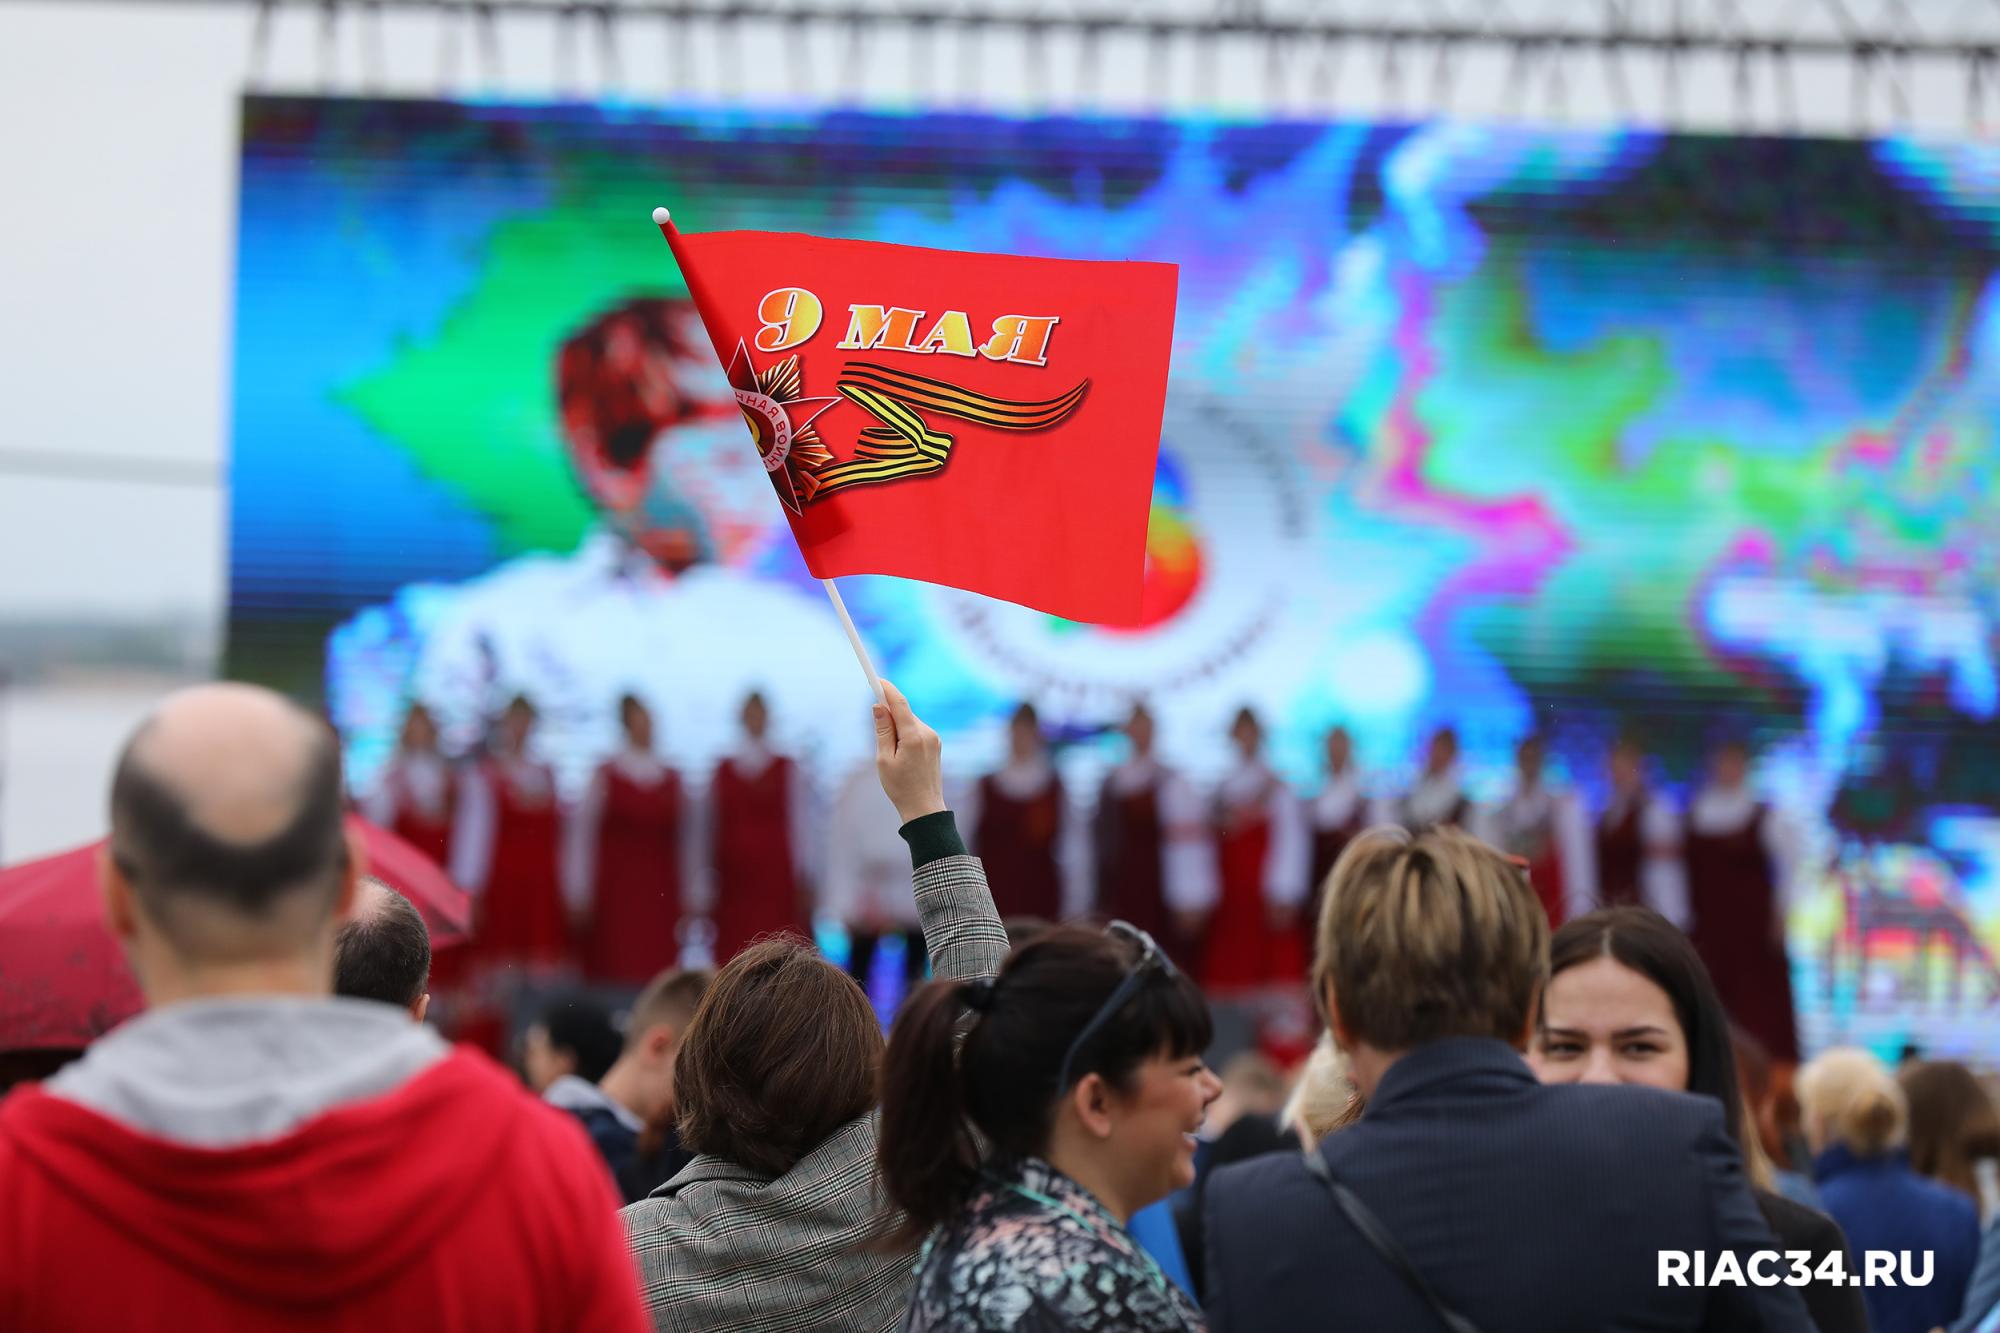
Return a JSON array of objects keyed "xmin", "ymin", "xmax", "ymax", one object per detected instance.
[
  {"xmin": 492, "ymin": 754, "xmax": 550, "ymax": 791},
  {"xmin": 1219, "ymin": 758, "xmax": 1277, "ymax": 804},
  {"xmin": 1314, "ymin": 774, "xmax": 1364, "ymax": 826},
  {"xmin": 1691, "ymin": 785, "xmax": 1761, "ymax": 834},
  {"xmin": 1403, "ymin": 768, "xmax": 1464, "ymax": 824},
  {"xmin": 542, "ymin": 1074, "xmax": 645, "ymax": 1134},
  {"xmin": 730, "ymin": 739, "xmax": 776, "ymax": 777},
  {"xmin": 1107, "ymin": 756, "xmax": 1163, "ymax": 796},
  {"xmin": 612, "ymin": 749, "xmax": 666, "ymax": 784},
  {"xmin": 991, "ymin": 757, "xmax": 1055, "ymax": 800}
]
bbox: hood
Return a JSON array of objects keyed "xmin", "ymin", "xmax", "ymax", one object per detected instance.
[
  {"xmin": 43, "ymin": 995, "xmax": 449, "ymax": 1147},
  {"xmin": 543, "ymin": 1073, "xmax": 644, "ymax": 1133},
  {"xmin": 0, "ymin": 997, "xmax": 529, "ymax": 1306}
]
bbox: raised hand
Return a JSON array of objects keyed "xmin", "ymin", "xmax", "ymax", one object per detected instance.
[{"xmin": 873, "ymin": 679, "xmax": 947, "ymax": 825}]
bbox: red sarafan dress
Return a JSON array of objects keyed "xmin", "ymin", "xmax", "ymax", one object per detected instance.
[
  {"xmin": 1484, "ymin": 783, "xmax": 1578, "ymax": 928},
  {"xmin": 1204, "ymin": 762, "xmax": 1307, "ymax": 996},
  {"xmin": 1685, "ymin": 789, "xmax": 1800, "ymax": 1063},
  {"xmin": 1095, "ymin": 763, "xmax": 1171, "ymax": 946},
  {"xmin": 368, "ymin": 753, "xmax": 454, "ymax": 868},
  {"xmin": 468, "ymin": 757, "xmax": 570, "ymax": 971},
  {"xmin": 1395, "ymin": 771, "xmax": 1469, "ymax": 834},
  {"xmin": 1096, "ymin": 758, "xmax": 1213, "ymax": 967},
  {"xmin": 578, "ymin": 757, "xmax": 684, "ymax": 986},
  {"xmin": 366, "ymin": 753, "xmax": 464, "ymax": 987},
  {"xmin": 973, "ymin": 762, "xmax": 1066, "ymax": 923},
  {"xmin": 1307, "ymin": 773, "xmax": 1368, "ymax": 943},
  {"xmin": 1596, "ymin": 793, "xmax": 1646, "ymax": 909},
  {"xmin": 710, "ymin": 749, "xmax": 806, "ymax": 962}
]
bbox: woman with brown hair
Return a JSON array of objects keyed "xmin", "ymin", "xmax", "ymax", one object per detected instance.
[
  {"xmin": 621, "ymin": 682, "xmax": 1010, "ymax": 1332},
  {"xmin": 877, "ymin": 920, "xmax": 1220, "ymax": 1330},
  {"xmin": 1900, "ymin": 1060, "xmax": 2000, "ymax": 1221},
  {"xmin": 968, "ymin": 702, "xmax": 1072, "ymax": 922},
  {"xmin": 1533, "ymin": 907, "xmax": 1865, "ymax": 1332}
]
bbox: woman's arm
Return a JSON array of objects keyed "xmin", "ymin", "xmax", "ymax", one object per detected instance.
[
  {"xmin": 903, "ymin": 814, "xmax": 1009, "ymax": 982},
  {"xmin": 875, "ymin": 680, "xmax": 1008, "ymax": 983}
]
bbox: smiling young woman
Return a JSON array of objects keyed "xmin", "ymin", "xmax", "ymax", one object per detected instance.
[
  {"xmin": 876, "ymin": 922, "xmax": 1219, "ymax": 1332},
  {"xmin": 1532, "ymin": 907, "xmax": 1868, "ymax": 1333}
]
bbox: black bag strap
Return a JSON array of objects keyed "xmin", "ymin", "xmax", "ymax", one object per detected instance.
[{"xmin": 1300, "ymin": 1147, "xmax": 1485, "ymax": 1333}]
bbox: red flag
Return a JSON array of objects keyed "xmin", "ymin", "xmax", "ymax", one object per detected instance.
[{"xmin": 653, "ymin": 211, "xmax": 1177, "ymax": 624}]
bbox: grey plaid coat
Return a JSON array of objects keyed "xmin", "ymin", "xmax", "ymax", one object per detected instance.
[{"xmin": 622, "ymin": 853, "xmax": 1007, "ymax": 1333}]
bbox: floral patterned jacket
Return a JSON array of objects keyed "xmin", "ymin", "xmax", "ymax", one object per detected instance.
[{"xmin": 903, "ymin": 1156, "xmax": 1206, "ymax": 1332}]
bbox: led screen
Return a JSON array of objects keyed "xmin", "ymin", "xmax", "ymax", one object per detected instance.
[{"xmin": 229, "ymin": 95, "xmax": 2000, "ymax": 1059}]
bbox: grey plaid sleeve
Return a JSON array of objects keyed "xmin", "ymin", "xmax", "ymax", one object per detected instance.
[{"xmin": 913, "ymin": 855, "xmax": 1009, "ymax": 983}]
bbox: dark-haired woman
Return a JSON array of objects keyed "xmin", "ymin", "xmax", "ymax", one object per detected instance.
[
  {"xmin": 1900, "ymin": 1059, "xmax": 2000, "ymax": 1220},
  {"xmin": 453, "ymin": 695, "xmax": 569, "ymax": 975},
  {"xmin": 1532, "ymin": 907, "xmax": 1867, "ymax": 1333},
  {"xmin": 565, "ymin": 694, "xmax": 689, "ymax": 986},
  {"xmin": 878, "ymin": 922, "xmax": 1221, "ymax": 1330}
]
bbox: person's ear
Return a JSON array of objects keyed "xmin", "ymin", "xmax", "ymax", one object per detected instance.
[
  {"xmin": 1070, "ymin": 1073, "xmax": 1118, "ymax": 1140},
  {"xmin": 1323, "ymin": 982, "xmax": 1352, "ymax": 1050},
  {"xmin": 1511, "ymin": 986, "xmax": 1543, "ymax": 1053},
  {"xmin": 97, "ymin": 846, "xmax": 140, "ymax": 943},
  {"xmin": 413, "ymin": 993, "xmax": 431, "ymax": 1025},
  {"xmin": 645, "ymin": 1023, "xmax": 678, "ymax": 1060}
]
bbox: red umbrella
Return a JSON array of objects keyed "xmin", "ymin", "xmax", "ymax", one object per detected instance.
[{"xmin": 0, "ymin": 816, "xmax": 471, "ymax": 1051}]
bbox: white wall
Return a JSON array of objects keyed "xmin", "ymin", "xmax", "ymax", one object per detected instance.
[{"xmin": 0, "ymin": 0, "xmax": 1982, "ymax": 859}]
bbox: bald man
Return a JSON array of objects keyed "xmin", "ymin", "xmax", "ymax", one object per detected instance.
[
  {"xmin": 0, "ymin": 683, "xmax": 649, "ymax": 1332},
  {"xmin": 333, "ymin": 876, "xmax": 433, "ymax": 1022}
]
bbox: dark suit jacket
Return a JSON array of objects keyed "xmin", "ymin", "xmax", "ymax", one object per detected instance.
[{"xmin": 1204, "ymin": 1038, "xmax": 1813, "ymax": 1332}]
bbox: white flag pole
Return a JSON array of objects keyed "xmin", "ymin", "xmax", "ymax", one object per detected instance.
[{"xmin": 821, "ymin": 578, "xmax": 886, "ymax": 705}]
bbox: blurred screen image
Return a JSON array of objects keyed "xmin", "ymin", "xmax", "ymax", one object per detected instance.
[{"xmin": 229, "ymin": 96, "xmax": 2000, "ymax": 1057}]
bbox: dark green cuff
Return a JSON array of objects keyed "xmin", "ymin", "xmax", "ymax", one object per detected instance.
[{"xmin": 898, "ymin": 810, "xmax": 964, "ymax": 868}]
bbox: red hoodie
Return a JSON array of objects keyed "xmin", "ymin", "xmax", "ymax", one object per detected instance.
[{"xmin": 0, "ymin": 1047, "xmax": 651, "ymax": 1332}]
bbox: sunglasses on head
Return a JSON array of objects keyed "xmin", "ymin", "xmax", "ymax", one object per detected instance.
[{"xmin": 1053, "ymin": 920, "xmax": 1177, "ymax": 1094}]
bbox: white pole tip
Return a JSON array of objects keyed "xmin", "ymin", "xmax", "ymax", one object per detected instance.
[{"xmin": 651, "ymin": 206, "xmax": 671, "ymax": 225}]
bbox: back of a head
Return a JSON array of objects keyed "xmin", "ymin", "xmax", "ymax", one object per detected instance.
[
  {"xmin": 877, "ymin": 924, "xmax": 1212, "ymax": 1242},
  {"xmin": 1221, "ymin": 1050, "xmax": 1286, "ymax": 1104},
  {"xmin": 332, "ymin": 878, "xmax": 432, "ymax": 1009},
  {"xmin": 1798, "ymin": 1046, "xmax": 1906, "ymax": 1158},
  {"xmin": 1899, "ymin": 1060, "xmax": 2000, "ymax": 1199},
  {"xmin": 626, "ymin": 967, "xmax": 713, "ymax": 1047},
  {"xmin": 539, "ymin": 999, "xmax": 623, "ymax": 1085},
  {"xmin": 1549, "ymin": 907, "xmax": 1747, "ymax": 1147},
  {"xmin": 108, "ymin": 683, "xmax": 349, "ymax": 962},
  {"xmin": 1314, "ymin": 826, "xmax": 1547, "ymax": 1050},
  {"xmin": 674, "ymin": 938, "xmax": 881, "ymax": 1177}
]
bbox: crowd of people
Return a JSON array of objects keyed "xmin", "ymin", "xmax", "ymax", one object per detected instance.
[
  {"xmin": 0, "ymin": 678, "xmax": 1995, "ymax": 1332},
  {"xmin": 370, "ymin": 688, "xmax": 1805, "ymax": 1066}
]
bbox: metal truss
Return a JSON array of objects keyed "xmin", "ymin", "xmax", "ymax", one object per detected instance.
[{"xmin": 70, "ymin": 0, "xmax": 2000, "ymax": 132}]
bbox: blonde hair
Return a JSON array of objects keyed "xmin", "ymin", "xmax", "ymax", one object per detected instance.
[
  {"xmin": 1738, "ymin": 1092, "xmax": 1776, "ymax": 1190},
  {"xmin": 1797, "ymin": 1047, "xmax": 1906, "ymax": 1158},
  {"xmin": 1313, "ymin": 826, "xmax": 1549, "ymax": 1051},
  {"xmin": 1283, "ymin": 1033, "xmax": 1360, "ymax": 1143}
]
